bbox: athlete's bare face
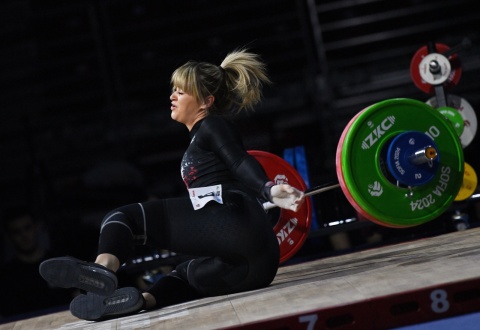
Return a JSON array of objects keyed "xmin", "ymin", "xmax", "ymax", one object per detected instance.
[{"xmin": 170, "ymin": 88, "xmax": 207, "ymax": 131}]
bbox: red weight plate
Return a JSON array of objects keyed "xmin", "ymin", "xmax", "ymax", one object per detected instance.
[
  {"xmin": 410, "ymin": 43, "xmax": 462, "ymax": 94},
  {"xmin": 248, "ymin": 150, "xmax": 312, "ymax": 263}
]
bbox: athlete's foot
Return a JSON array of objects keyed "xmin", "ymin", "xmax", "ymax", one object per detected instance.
[
  {"xmin": 70, "ymin": 287, "xmax": 145, "ymax": 321},
  {"xmin": 39, "ymin": 256, "xmax": 118, "ymax": 296}
]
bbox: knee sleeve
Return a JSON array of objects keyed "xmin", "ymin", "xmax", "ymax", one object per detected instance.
[
  {"xmin": 97, "ymin": 204, "xmax": 147, "ymax": 263},
  {"xmin": 146, "ymin": 274, "xmax": 201, "ymax": 309},
  {"xmin": 100, "ymin": 203, "xmax": 148, "ymax": 244},
  {"xmin": 175, "ymin": 257, "xmax": 249, "ymax": 296}
]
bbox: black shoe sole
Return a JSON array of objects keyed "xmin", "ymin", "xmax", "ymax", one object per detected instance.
[
  {"xmin": 70, "ymin": 287, "xmax": 144, "ymax": 321},
  {"xmin": 39, "ymin": 256, "xmax": 118, "ymax": 296}
]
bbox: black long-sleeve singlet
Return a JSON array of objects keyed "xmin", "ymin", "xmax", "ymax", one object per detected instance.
[
  {"xmin": 181, "ymin": 115, "xmax": 272, "ymax": 199},
  {"xmin": 97, "ymin": 115, "xmax": 279, "ymax": 304}
]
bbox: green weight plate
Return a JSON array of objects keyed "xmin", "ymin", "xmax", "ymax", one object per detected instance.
[
  {"xmin": 337, "ymin": 98, "xmax": 464, "ymax": 227},
  {"xmin": 426, "ymin": 94, "xmax": 478, "ymax": 148},
  {"xmin": 438, "ymin": 106, "xmax": 464, "ymax": 137}
]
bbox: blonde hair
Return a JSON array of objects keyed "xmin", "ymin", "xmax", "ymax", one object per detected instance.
[{"xmin": 171, "ymin": 48, "xmax": 271, "ymax": 115}]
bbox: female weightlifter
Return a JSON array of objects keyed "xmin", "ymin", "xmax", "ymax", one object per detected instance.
[{"xmin": 39, "ymin": 48, "xmax": 305, "ymax": 321}]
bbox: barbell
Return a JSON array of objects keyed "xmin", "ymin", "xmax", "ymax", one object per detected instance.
[{"xmin": 251, "ymin": 98, "xmax": 477, "ymax": 264}]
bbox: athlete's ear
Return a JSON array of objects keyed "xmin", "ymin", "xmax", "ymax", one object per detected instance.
[{"xmin": 202, "ymin": 95, "xmax": 214, "ymax": 109}]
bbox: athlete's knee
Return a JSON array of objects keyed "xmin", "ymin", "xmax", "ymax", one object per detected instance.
[
  {"xmin": 100, "ymin": 203, "xmax": 147, "ymax": 244},
  {"xmin": 97, "ymin": 205, "xmax": 145, "ymax": 262},
  {"xmin": 100, "ymin": 207, "xmax": 134, "ymax": 234},
  {"xmin": 176, "ymin": 257, "xmax": 249, "ymax": 296}
]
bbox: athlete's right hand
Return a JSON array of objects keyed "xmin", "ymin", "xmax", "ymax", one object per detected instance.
[{"xmin": 270, "ymin": 184, "xmax": 305, "ymax": 212}]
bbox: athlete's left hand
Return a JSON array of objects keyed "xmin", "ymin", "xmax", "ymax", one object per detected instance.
[{"xmin": 270, "ymin": 184, "xmax": 305, "ymax": 212}]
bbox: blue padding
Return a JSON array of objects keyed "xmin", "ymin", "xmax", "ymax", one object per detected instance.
[{"xmin": 283, "ymin": 146, "xmax": 318, "ymax": 230}]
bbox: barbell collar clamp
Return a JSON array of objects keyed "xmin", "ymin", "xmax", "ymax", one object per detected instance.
[
  {"xmin": 429, "ymin": 60, "xmax": 441, "ymax": 74},
  {"xmin": 408, "ymin": 146, "xmax": 438, "ymax": 165}
]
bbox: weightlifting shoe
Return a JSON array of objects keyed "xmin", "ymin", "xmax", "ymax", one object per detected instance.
[
  {"xmin": 39, "ymin": 256, "xmax": 117, "ymax": 296},
  {"xmin": 70, "ymin": 287, "xmax": 145, "ymax": 321}
]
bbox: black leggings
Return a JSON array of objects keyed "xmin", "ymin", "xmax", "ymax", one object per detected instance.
[{"xmin": 97, "ymin": 190, "xmax": 279, "ymax": 300}]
